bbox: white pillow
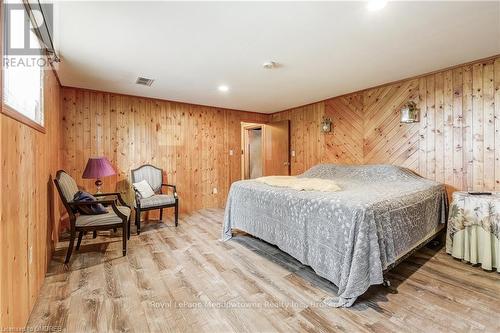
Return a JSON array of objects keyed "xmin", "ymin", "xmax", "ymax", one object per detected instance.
[{"xmin": 133, "ymin": 180, "xmax": 155, "ymax": 198}]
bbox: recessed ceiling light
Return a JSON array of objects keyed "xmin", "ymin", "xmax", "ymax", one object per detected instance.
[
  {"xmin": 218, "ymin": 85, "xmax": 229, "ymax": 92},
  {"xmin": 366, "ymin": 0, "xmax": 387, "ymax": 11}
]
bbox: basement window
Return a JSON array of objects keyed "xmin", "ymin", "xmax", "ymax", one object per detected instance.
[{"xmin": 2, "ymin": 3, "xmax": 45, "ymax": 132}]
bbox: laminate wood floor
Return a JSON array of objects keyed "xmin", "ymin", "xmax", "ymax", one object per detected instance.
[{"xmin": 27, "ymin": 209, "xmax": 500, "ymax": 333}]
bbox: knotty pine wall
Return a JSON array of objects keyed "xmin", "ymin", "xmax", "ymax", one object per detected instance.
[
  {"xmin": 0, "ymin": 69, "xmax": 62, "ymax": 328},
  {"xmin": 60, "ymin": 88, "xmax": 268, "ymax": 216},
  {"xmin": 272, "ymin": 56, "xmax": 500, "ymax": 193}
]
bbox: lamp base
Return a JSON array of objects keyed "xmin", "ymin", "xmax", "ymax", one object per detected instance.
[{"xmin": 95, "ymin": 179, "xmax": 103, "ymax": 194}]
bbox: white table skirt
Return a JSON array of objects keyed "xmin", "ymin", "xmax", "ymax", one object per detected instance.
[{"xmin": 446, "ymin": 192, "xmax": 500, "ymax": 272}]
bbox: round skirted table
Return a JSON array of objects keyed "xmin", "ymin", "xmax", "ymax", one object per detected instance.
[{"xmin": 446, "ymin": 191, "xmax": 500, "ymax": 272}]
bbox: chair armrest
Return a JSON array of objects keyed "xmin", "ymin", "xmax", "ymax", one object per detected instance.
[
  {"xmin": 109, "ymin": 202, "xmax": 127, "ymax": 220},
  {"xmin": 69, "ymin": 199, "xmax": 115, "ymax": 207},
  {"xmin": 69, "ymin": 200, "xmax": 127, "ymax": 220},
  {"xmin": 162, "ymin": 184, "xmax": 178, "ymax": 198},
  {"xmin": 94, "ymin": 192, "xmax": 128, "ymax": 207}
]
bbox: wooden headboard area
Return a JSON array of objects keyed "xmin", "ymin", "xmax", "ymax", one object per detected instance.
[{"xmin": 272, "ymin": 55, "xmax": 500, "ymax": 193}]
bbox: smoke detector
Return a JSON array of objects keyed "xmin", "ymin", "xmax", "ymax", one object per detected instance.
[
  {"xmin": 262, "ymin": 61, "xmax": 279, "ymax": 69},
  {"xmin": 136, "ymin": 77, "xmax": 154, "ymax": 86}
]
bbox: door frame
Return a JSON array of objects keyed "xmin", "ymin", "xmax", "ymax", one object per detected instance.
[{"xmin": 241, "ymin": 122, "xmax": 264, "ymax": 180}]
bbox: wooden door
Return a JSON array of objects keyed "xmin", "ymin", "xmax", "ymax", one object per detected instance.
[{"xmin": 263, "ymin": 120, "xmax": 290, "ymax": 176}]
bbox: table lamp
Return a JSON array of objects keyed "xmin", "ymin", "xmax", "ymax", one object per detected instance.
[{"xmin": 82, "ymin": 157, "xmax": 116, "ymax": 193}]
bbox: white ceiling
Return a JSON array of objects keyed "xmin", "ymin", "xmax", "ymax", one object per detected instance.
[{"xmin": 54, "ymin": 1, "xmax": 500, "ymax": 113}]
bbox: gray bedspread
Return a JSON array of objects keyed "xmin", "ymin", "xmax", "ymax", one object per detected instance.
[{"xmin": 222, "ymin": 164, "xmax": 447, "ymax": 307}]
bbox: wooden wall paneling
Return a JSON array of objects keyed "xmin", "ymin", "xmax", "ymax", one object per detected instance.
[
  {"xmin": 294, "ymin": 107, "xmax": 308, "ymax": 174},
  {"xmin": 435, "ymin": 72, "xmax": 445, "ymax": 184},
  {"xmin": 462, "ymin": 65, "xmax": 474, "ymax": 191},
  {"xmin": 313, "ymin": 103, "xmax": 325, "ymax": 167},
  {"xmin": 217, "ymin": 109, "xmax": 229, "ymax": 207},
  {"xmin": 161, "ymin": 101, "xmax": 170, "ymax": 190},
  {"xmin": 212, "ymin": 108, "xmax": 224, "ymax": 207},
  {"xmin": 61, "ymin": 88, "xmax": 72, "ymax": 175},
  {"xmin": 175, "ymin": 103, "xmax": 185, "ymax": 209},
  {"xmin": 0, "ymin": 66, "xmax": 2, "ymax": 333},
  {"xmin": 129, "ymin": 96, "xmax": 139, "ymax": 194},
  {"xmin": 325, "ymin": 95, "xmax": 363, "ymax": 164},
  {"xmin": 3, "ymin": 117, "xmax": 30, "ymax": 326},
  {"xmin": 208, "ymin": 108, "xmax": 218, "ymax": 207},
  {"xmin": 226, "ymin": 111, "xmax": 241, "ymax": 190},
  {"xmin": 443, "ymin": 70, "xmax": 453, "ymax": 192},
  {"xmin": 310, "ymin": 105, "xmax": 318, "ymax": 168},
  {"xmin": 83, "ymin": 91, "xmax": 91, "ymax": 181},
  {"xmin": 363, "ymin": 86, "xmax": 393, "ymax": 162},
  {"xmin": 302, "ymin": 104, "xmax": 320, "ymax": 170},
  {"xmin": 363, "ymin": 80, "xmax": 419, "ymax": 170},
  {"xmin": 25, "ymin": 85, "xmax": 37, "ymax": 320},
  {"xmin": 183, "ymin": 105, "xmax": 193, "ymax": 212},
  {"xmin": 200, "ymin": 106, "xmax": 210, "ymax": 210},
  {"xmin": 426, "ymin": 76, "xmax": 437, "ymax": 181},
  {"xmin": 291, "ymin": 109, "xmax": 305, "ymax": 174},
  {"xmin": 495, "ymin": 58, "xmax": 500, "ymax": 190},
  {"xmin": 199, "ymin": 106, "xmax": 208, "ymax": 209},
  {"xmin": 271, "ymin": 103, "xmax": 327, "ymax": 175},
  {"xmin": 114, "ymin": 94, "xmax": 127, "ymax": 198},
  {"xmin": 1, "ymin": 69, "xmax": 62, "ymax": 329},
  {"xmin": 199, "ymin": 108, "xmax": 207, "ymax": 210},
  {"xmin": 452, "ymin": 67, "xmax": 464, "ymax": 191},
  {"xmin": 472, "ymin": 63, "xmax": 484, "ymax": 190},
  {"xmin": 129, "ymin": 97, "xmax": 137, "ymax": 170},
  {"xmin": 363, "ymin": 84, "xmax": 404, "ymax": 160},
  {"xmin": 108, "ymin": 93, "xmax": 119, "ymax": 194},
  {"xmin": 90, "ymin": 92, "xmax": 97, "ymax": 157},
  {"xmin": 61, "ymin": 88, "xmax": 268, "ymax": 220},
  {"xmin": 418, "ymin": 77, "xmax": 428, "ymax": 177},
  {"xmin": 74, "ymin": 91, "xmax": 82, "ymax": 182},
  {"xmin": 483, "ymin": 61, "xmax": 495, "ymax": 191},
  {"xmin": 102, "ymin": 93, "xmax": 111, "ymax": 164}
]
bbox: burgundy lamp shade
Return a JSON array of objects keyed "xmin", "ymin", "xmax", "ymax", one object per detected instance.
[{"xmin": 82, "ymin": 157, "xmax": 116, "ymax": 179}]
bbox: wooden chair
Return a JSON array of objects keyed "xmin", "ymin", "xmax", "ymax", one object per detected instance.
[
  {"xmin": 131, "ymin": 164, "xmax": 178, "ymax": 234},
  {"xmin": 54, "ymin": 170, "xmax": 131, "ymax": 264}
]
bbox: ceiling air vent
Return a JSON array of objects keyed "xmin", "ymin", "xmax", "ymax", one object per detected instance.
[{"xmin": 136, "ymin": 77, "xmax": 154, "ymax": 86}]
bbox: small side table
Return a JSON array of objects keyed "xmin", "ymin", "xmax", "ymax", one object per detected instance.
[{"xmin": 446, "ymin": 191, "xmax": 500, "ymax": 272}]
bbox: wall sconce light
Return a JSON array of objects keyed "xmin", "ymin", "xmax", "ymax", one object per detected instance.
[
  {"xmin": 400, "ymin": 101, "xmax": 419, "ymax": 123},
  {"xmin": 321, "ymin": 118, "xmax": 332, "ymax": 133}
]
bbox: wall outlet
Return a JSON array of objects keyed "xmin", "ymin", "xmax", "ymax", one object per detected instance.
[
  {"xmin": 212, "ymin": 187, "xmax": 218, "ymax": 194},
  {"xmin": 229, "ymin": 149, "xmax": 234, "ymax": 156},
  {"xmin": 291, "ymin": 150, "xmax": 296, "ymax": 157}
]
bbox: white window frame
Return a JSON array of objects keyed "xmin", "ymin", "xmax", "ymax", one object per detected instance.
[{"xmin": 1, "ymin": 2, "xmax": 46, "ymax": 133}]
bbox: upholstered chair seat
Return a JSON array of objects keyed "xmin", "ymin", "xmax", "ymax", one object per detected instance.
[
  {"xmin": 136, "ymin": 194, "xmax": 176, "ymax": 209},
  {"xmin": 76, "ymin": 206, "xmax": 131, "ymax": 227}
]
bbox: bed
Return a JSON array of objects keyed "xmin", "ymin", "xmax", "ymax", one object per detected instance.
[{"xmin": 222, "ymin": 164, "xmax": 447, "ymax": 307}]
